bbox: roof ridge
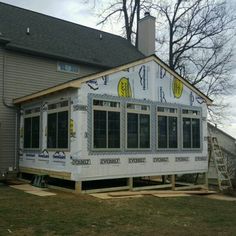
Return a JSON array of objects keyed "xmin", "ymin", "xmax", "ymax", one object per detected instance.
[{"xmin": 0, "ymin": 1, "xmax": 126, "ymax": 40}]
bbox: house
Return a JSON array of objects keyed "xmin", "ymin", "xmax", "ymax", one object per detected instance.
[
  {"xmin": 1, "ymin": 3, "xmax": 213, "ymax": 192},
  {"xmin": 0, "ymin": 2, "xmax": 144, "ymax": 177}
]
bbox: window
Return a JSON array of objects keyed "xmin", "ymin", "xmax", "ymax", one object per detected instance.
[
  {"xmin": 157, "ymin": 107, "xmax": 178, "ymax": 149},
  {"xmin": 93, "ymin": 99, "xmax": 121, "ymax": 149},
  {"xmin": 127, "ymin": 103, "xmax": 150, "ymax": 149},
  {"xmin": 47, "ymin": 101, "xmax": 69, "ymax": 149},
  {"xmin": 57, "ymin": 62, "xmax": 79, "ymax": 74},
  {"xmin": 182, "ymin": 109, "xmax": 201, "ymax": 149},
  {"xmin": 24, "ymin": 108, "xmax": 40, "ymax": 149}
]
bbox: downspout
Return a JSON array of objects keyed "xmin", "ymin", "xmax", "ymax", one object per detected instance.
[{"xmin": 2, "ymin": 50, "xmax": 18, "ymax": 171}]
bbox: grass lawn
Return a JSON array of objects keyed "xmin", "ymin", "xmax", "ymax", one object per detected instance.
[{"xmin": 0, "ymin": 185, "xmax": 236, "ymax": 236}]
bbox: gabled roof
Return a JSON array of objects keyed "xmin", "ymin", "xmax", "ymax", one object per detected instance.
[
  {"xmin": 208, "ymin": 123, "xmax": 236, "ymax": 141},
  {"xmin": 13, "ymin": 55, "xmax": 213, "ymax": 105},
  {"xmin": 0, "ymin": 2, "xmax": 144, "ymax": 68}
]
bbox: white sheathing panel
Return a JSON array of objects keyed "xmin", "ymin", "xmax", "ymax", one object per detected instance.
[{"xmin": 19, "ymin": 59, "xmax": 208, "ymax": 181}]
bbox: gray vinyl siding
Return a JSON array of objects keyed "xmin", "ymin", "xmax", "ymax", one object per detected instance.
[{"xmin": 0, "ymin": 48, "xmax": 102, "ymax": 173}]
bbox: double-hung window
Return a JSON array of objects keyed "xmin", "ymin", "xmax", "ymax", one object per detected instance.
[
  {"xmin": 24, "ymin": 107, "xmax": 40, "ymax": 149},
  {"xmin": 157, "ymin": 107, "xmax": 178, "ymax": 149},
  {"xmin": 182, "ymin": 109, "xmax": 201, "ymax": 149},
  {"xmin": 126, "ymin": 103, "xmax": 150, "ymax": 149},
  {"xmin": 47, "ymin": 100, "xmax": 69, "ymax": 149},
  {"xmin": 93, "ymin": 99, "xmax": 121, "ymax": 149}
]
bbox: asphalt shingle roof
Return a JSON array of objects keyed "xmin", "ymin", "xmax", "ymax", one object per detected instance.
[{"xmin": 0, "ymin": 2, "xmax": 144, "ymax": 68}]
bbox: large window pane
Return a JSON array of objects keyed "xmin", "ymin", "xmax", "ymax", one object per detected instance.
[
  {"xmin": 158, "ymin": 116, "xmax": 167, "ymax": 148},
  {"xmin": 24, "ymin": 117, "xmax": 31, "ymax": 148},
  {"xmin": 127, "ymin": 113, "xmax": 138, "ymax": 148},
  {"xmin": 58, "ymin": 111, "xmax": 68, "ymax": 148},
  {"xmin": 94, "ymin": 110, "xmax": 106, "ymax": 148},
  {"xmin": 47, "ymin": 113, "xmax": 57, "ymax": 148},
  {"xmin": 192, "ymin": 118, "xmax": 200, "ymax": 148},
  {"xmin": 140, "ymin": 114, "xmax": 150, "ymax": 148},
  {"xmin": 31, "ymin": 116, "xmax": 40, "ymax": 148},
  {"xmin": 169, "ymin": 117, "xmax": 177, "ymax": 148},
  {"xmin": 183, "ymin": 118, "xmax": 191, "ymax": 148},
  {"xmin": 108, "ymin": 112, "xmax": 120, "ymax": 148}
]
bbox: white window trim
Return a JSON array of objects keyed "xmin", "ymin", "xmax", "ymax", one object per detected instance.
[
  {"xmin": 23, "ymin": 108, "xmax": 41, "ymax": 151},
  {"xmin": 47, "ymin": 100, "xmax": 70, "ymax": 151},
  {"xmin": 181, "ymin": 108, "xmax": 202, "ymax": 150},
  {"xmin": 125, "ymin": 103, "xmax": 151, "ymax": 150},
  {"xmin": 92, "ymin": 99, "xmax": 122, "ymax": 151},
  {"xmin": 157, "ymin": 107, "xmax": 179, "ymax": 150}
]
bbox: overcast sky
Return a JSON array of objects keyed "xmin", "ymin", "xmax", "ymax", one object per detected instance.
[{"xmin": 1, "ymin": 0, "xmax": 236, "ymax": 138}]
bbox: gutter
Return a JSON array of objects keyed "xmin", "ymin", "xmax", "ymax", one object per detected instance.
[{"xmin": 1, "ymin": 49, "xmax": 19, "ymax": 172}]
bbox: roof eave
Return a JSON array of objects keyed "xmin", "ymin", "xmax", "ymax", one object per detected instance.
[{"xmin": 5, "ymin": 43, "xmax": 112, "ymax": 69}]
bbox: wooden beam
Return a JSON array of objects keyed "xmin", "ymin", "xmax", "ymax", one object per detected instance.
[
  {"xmin": 75, "ymin": 181, "xmax": 82, "ymax": 194},
  {"xmin": 205, "ymin": 172, "xmax": 209, "ymax": 190},
  {"xmin": 128, "ymin": 177, "xmax": 133, "ymax": 191},
  {"xmin": 133, "ymin": 184, "xmax": 171, "ymax": 191},
  {"xmin": 19, "ymin": 167, "xmax": 71, "ymax": 180},
  {"xmin": 171, "ymin": 175, "xmax": 176, "ymax": 191},
  {"xmin": 83, "ymin": 186, "xmax": 129, "ymax": 194},
  {"xmin": 174, "ymin": 185, "xmax": 205, "ymax": 191}
]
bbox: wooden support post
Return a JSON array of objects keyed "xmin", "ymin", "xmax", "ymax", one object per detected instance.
[
  {"xmin": 205, "ymin": 172, "xmax": 208, "ymax": 190},
  {"xmin": 162, "ymin": 175, "xmax": 166, "ymax": 184},
  {"xmin": 75, "ymin": 181, "xmax": 82, "ymax": 194},
  {"xmin": 171, "ymin": 175, "xmax": 175, "ymax": 191},
  {"xmin": 128, "ymin": 177, "xmax": 133, "ymax": 191},
  {"xmin": 18, "ymin": 172, "xmax": 23, "ymax": 179}
]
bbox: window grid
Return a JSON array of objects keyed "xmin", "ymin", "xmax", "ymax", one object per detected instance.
[
  {"xmin": 182, "ymin": 108, "xmax": 201, "ymax": 149},
  {"xmin": 47, "ymin": 100, "xmax": 69, "ymax": 150},
  {"xmin": 92, "ymin": 99, "xmax": 121, "ymax": 150},
  {"xmin": 126, "ymin": 103, "xmax": 151, "ymax": 150},
  {"xmin": 23, "ymin": 107, "xmax": 41, "ymax": 150},
  {"xmin": 157, "ymin": 106, "xmax": 178, "ymax": 149}
]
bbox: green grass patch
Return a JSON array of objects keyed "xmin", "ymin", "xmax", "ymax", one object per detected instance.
[{"xmin": 0, "ymin": 186, "xmax": 236, "ymax": 236}]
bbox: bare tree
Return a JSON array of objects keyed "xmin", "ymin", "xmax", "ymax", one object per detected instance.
[
  {"xmin": 97, "ymin": 0, "xmax": 151, "ymax": 46},
  {"xmin": 156, "ymin": 0, "xmax": 236, "ymax": 121},
  {"xmin": 85, "ymin": 0, "xmax": 236, "ymax": 120}
]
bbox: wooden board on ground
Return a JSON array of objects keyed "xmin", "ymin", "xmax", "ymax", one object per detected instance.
[
  {"xmin": 10, "ymin": 184, "xmax": 56, "ymax": 197},
  {"xmin": 152, "ymin": 193, "xmax": 190, "ymax": 198},
  {"xmin": 25, "ymin": 190, "xmax": 56, "ymax": 197},
  {"xmin": 90, "ymin": 193, "xmax": 143, "ymax": 200},
  {"xmin": 108, "ymin": 190, "xmax": 216, "ymax": 197},
  {"xmin": 10, "ymin": 184, "xmax": 46, "ymax": 191}
]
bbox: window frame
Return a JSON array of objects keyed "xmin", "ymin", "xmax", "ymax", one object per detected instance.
[
  {"xmin": 57, "ymin": 61, "xmax": 80, "ymax": 74},
  {"xmin": 181, "ymin": 107, "xmax": 202, "ymax": 150},
  {"xmin": 47, "ymin": 100, "xmax": 70, "ymax": 151},
  {"xmin": 125, "ymin": 102, "xmax": 151, "ymax": 150},
  {"xmin": 92, "ymin": 98, "xmax": 122, "ymax": 151},
  {"xmin": 23, "ymin": 107, "xmax": 41, "ymax": 151},
  {"xmin": 156, "ymin": 106, "xmax": 179, "ymax": 150}
]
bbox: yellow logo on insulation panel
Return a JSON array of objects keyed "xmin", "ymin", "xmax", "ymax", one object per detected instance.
[
  {"xmin": 172, "ymin": 78, "xmax": 183, "ymax": 98},
  {"xmin": 118, "ymin": 77, "xmax": 132, "ymax": 97}
]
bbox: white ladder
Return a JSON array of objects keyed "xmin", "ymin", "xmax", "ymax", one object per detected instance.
[{"xmin": 208, "ymin": 136, "xmax": 232, "ymax": 191}]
